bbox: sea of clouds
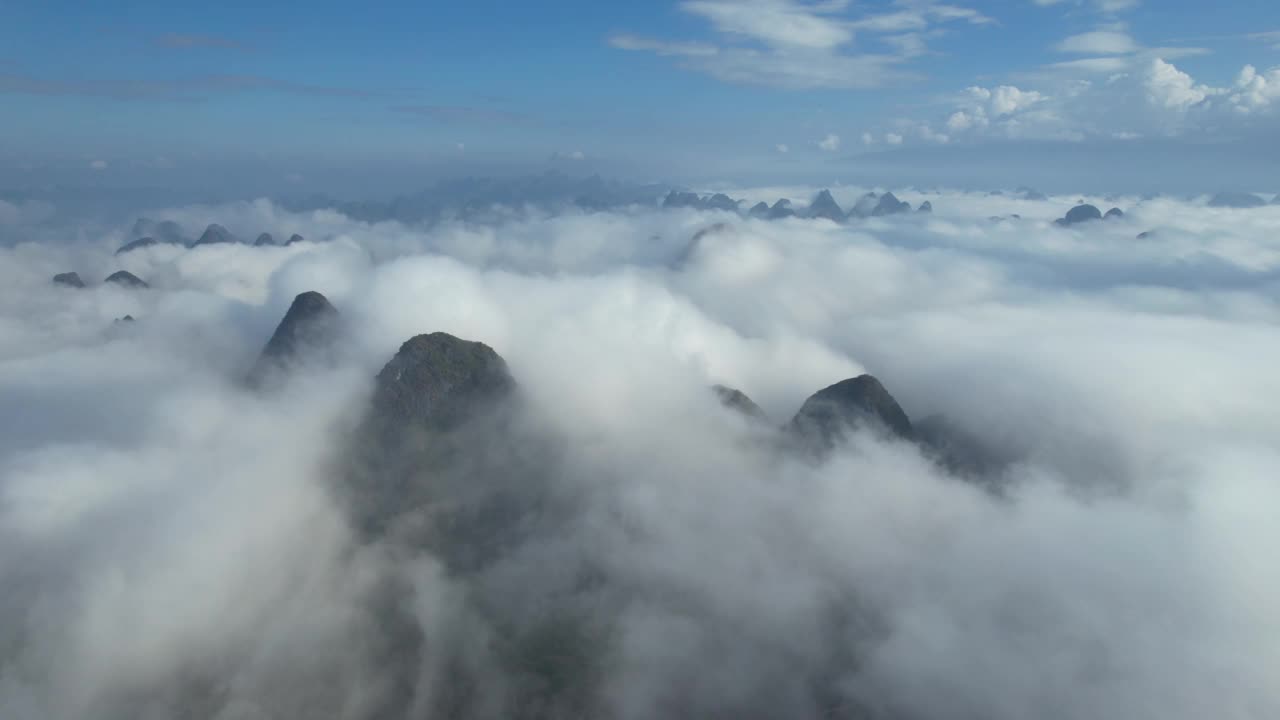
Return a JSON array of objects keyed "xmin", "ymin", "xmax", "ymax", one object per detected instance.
[{"xmin": 1, "ymin": 188, "xmax": 1279, "ymax": 719}]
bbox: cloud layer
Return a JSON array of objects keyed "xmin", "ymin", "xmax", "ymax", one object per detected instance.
[{"xmin": 2, "ymin": 188, "xmax": 1280, "ymax": 718}]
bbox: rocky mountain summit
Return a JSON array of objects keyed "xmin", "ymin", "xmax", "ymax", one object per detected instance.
[
  {"xmin": 116, "ymin": 237, "xmax": 159, "ymax": 255},
  {"xmin": 52, "ymin": 270, "xmax": 151, "ymax": 288},
  {"xmin": 768, "ymin": 198, "xmax": 796, "ymax": 219},
  {"xmin": 194, "ymin": 223, "xmax": 235, "ymax": 246},
  {"xmin": 117, "ymin": 221, "xmax": 308, "ymax": 253},
  {"xmin": 663, "ymin": 191, "xmax": 740, "ymax": 212},
  {"xmin": 786, "ymin": 375, "xmax": 915, "ymax": 455},
  {"xmin": 806, "ymin": 190, "xmax": 845, "ymax": 222},
  {"xmin": 1055, "ymin": 204, "xmax": 1103, "ymax": 226},
  {"xmin": 869, "ymin": 192, "xmax": 912, "ymax": 217},
  {"xmin": 713, "ymin": 384, "xmax": 767, "ymax": 421},
  {"xmin": 367, "ymin": 333, "xmax": 515, "ymax": 437},
  {"xmin": 52, "ymin": 272, "xmax": 85, "ymax": 288},
  {"xmin": 663, "ymin": 188, "xmax": 931, "ymax": 224},
  {"xmin": 104, "ymin": 270, "xmax": 149, "ymax": 288},
  {"xmin": 246, "ymin": 291, "xmax": 341, "ymax": 387}
]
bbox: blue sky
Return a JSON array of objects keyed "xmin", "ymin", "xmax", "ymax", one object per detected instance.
[{"xmin": 2, "ymin": 0, "xmax": 1278, "ymax": 193}]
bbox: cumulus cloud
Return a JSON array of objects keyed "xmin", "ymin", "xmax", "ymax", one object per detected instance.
[
  {"xmin": 818, "ymin": 133, "xmax": 841, "ymax": 152},
  {"xmin": 1229, "ymin": 64, "xmax": 1280, "ymax": 113},
  {"xmin": 3, "ymin": 189, "xmax": 1280, "ymax": 718},
  {"xmin": 1144, "ymin": 57, "xmax": 1216, "ymax": 110},
  {"xmin": 919, "ymin": 56, "xmax": 1280, "ymax": 144}
]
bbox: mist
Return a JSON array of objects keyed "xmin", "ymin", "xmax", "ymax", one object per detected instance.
[{"xmin": 2, "ymin": 187, "xmax": 1279, "ymax": 719}]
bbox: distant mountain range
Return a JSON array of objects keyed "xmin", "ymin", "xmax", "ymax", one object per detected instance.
[{"xmin": 281, "ymin": 171, "xmax": 670, "ymax": 224}]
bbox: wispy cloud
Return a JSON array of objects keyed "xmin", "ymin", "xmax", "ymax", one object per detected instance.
[
  {"xmin": 683, "ymin": 0, "xmax": 854, "ymax": 50},
  {"xmin": 609, "ymin": 0, "xmax": 993, "ymax": 90},
  {"xmin": 1054, "ymin": 30, "xmax": 1139, "ymax": 54},
  {"xmin": 1032, "ymin": 0, "xmax": 1140, "ymax": 12},
  {"xmin": 1245, "ymin": 30, "xmax": 1280, "ymax": 50},
  {"xmin": 1044, "ymin": 56, "xmax": 1131, "ymax": 72}
]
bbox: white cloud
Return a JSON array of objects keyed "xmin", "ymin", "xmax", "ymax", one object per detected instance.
[
  {"xmin": 883, "ymin": 32, "xmax": 928, "ymax": 57},
  {"xmin": 1245, "ymin": 31, "xmax": 1280, "ymax": 51},
  {"xmin": 610, "ymin": 0, "xmax": 995, "ymax": 90},
  {"xmin": 861, "ymin": 131, "xmax": 875, "ymax": 145},
  {"xmin": 5, "ymin": 191, "xmax": 1280, "ymax": 717},
  {"xmin": 918, "ymin": 124, "xmax": 951, "ymax": 143},
  {"xmin": 852, "ymin": 4, "xmax": 993, "ymax": 31},
  {"xmin": 1229, "ymin": 65, "xmax": 1280, "ymax": 113},
  {"xmin": 1144, "ymin": 58, "xmax": 1216, "ymax": 110},
  {"xmin": 947, "ymin": 110, "xmax": 975, "ymax": 130},
  {"xmin": 937, "ymin": 85, "xmax": 1049, "ymax": 140},
  {"xmin": 818, "ymin": 133, "xmax": 841, "ymax": 152},
  {"xmin": 1033, "ymin": 0, "xmax": 1140, "ymax": 11},
  {"xmin": 1046, "ymin": 56, "xmax": 1133, "ymax": 73},
  {"xmin": 923, "ymin": 57, "xmax": 1280, "ymax": 144},
  {"xmin": 612, "ymin": 36, "xmax": 913, "ymax": 89},
  {"xmin": 989, "ymin": 85, "xmax": 1046, "ymax": 115},
  {"xmin": 1055, "ymin": 30, "xmax": 1139, "ymax": 55},
  {"xmin": 849, "ymin": 10, "xmax": 928, "ymax": 32},
  {"xmin": 776, "ymin": 143, "xmax": 790, "ymax": 153},
  {"xmin": 885, "ymin": 132, "xmax": 904, "ymax": 144},
  {"xmin": 683, "ymin": 0, "xmax": 854, "ymax": 50},
  {"xmin": 928, "ymin": 4, "xmax": 995, "ymax": 24},
  {"xmin": 88, "ymin": 159, "xmax": 108, "ymax": 170}
]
